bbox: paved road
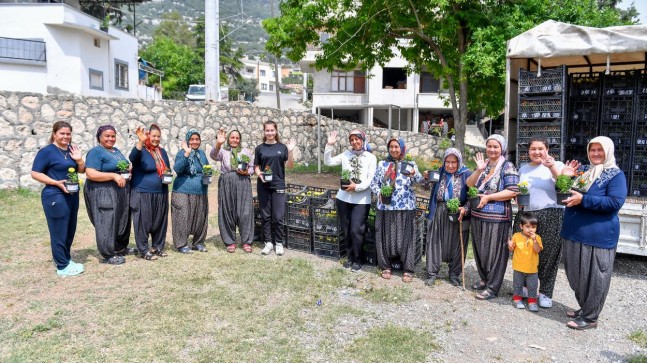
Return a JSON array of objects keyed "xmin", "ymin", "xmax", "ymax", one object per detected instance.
[{"xmin": 254, "ymin": 92, "xmax": 308, "ymax": 111}]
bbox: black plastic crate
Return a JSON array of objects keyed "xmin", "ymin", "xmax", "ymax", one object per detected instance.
[
  {"xmin": 518, "ymin": 97, "xmax": 564, "ymax": 119},
  {"xmin": 614, "ymin": 146, "xmax": 633, "ymax": 191},
  {"xmin": 565, "ymin": 145, "xmax": 588, "ymax": 165},
  {"xmin": 313, "ymin": 234, "xmax": 346, "ymax": 259},
  {"xmin": 517, "ymin": 121, "xmax": 563, "ymax": 145},
  {"xmin": 415, "ymin": 196, "xmax": 430, "ymax": 212},
  {"xmin": 517, "ymin": 144, "xmax": 561, "ymax": 167},
  {"xmin": 632, "ymin": 147, "xmax": 647, "ymax": 172},
  {"xmin": 603, "ymin": 71, "xmax": 637, "ymax": 97},
  {"xmin": 286, "ymin": 226, "xmax": 312, "ymax": 253},
  {"xmin": 518, "ymin": 67, "xmax": 565, "ymax": 95},
  {"xmin": 569, "ymin": 72, "xmax": 602, "ymax": 97},
  {"xmin": 631, "ymin": 171, "xmax": 647, "ymax": 197},
  {"xmin": 414, "ymin": 209, "xmax": 425, "ymax": 266},
  {"xmin": 286, "ymin": 199, "xmax": 312, "ymax": 229},
  {"xmin": 599, "ymin": 121, "xmax": 634, "ymax": 147},
  {"xmin": 640, "ymin": 72, "xmax": 647, "ymax": 95},
  {"xmin": 601, "ymin": 98, "xmax": 635, "ymax": 122},
  {"xmin": 311, "ymin": 189, "xmax": 337, "ymax": 209},
  {"xmin": 566, "ymin": 98, "xmax": 599, "ymax": 146},
  {"xmin": 312, "ymin": 206, "xmax": 340, "ymax": 235}
]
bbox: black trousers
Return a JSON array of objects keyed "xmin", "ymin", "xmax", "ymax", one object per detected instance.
[
  {"xmin": 131, "ymin": 190, "xmax": 169, "ymax": 254},
  {"xmin": 84, "ymin": 180, "xmax": 131, "ymax": 259},
  {"xmin": 336, "ymin": 199, "xmax": 370, "ymax": 263},
  {"xmin": 257, "ymin": 184, "xmax": 286, "ymax": 245}
]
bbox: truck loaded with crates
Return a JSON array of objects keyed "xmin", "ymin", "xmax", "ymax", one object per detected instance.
[{"xmin": 504, "ymin": 20, "xmax": 647, "ymax": 256}]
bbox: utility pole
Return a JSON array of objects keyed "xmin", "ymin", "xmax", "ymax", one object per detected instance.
[
  {"xmin": 205, "ymin": 0, "xmax": 220, "ymax": 102},
  {"xmin": 270, "ymin": 0, "xmax": 280, "ymax": 109}
]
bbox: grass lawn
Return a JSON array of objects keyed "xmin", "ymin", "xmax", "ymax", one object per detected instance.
[{"xmin": 0, "ymin": 188, "xmax": 438, "ymax": 362}]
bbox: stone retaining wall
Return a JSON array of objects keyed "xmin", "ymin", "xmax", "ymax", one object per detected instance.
[{"xmin": 0, "ymin": 91, "xmax": 465, "ymax": 190}]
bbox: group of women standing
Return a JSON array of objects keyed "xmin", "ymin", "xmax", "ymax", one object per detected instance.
[{"xmin": 32, "ymin": 120, "xmax": 294, "ymax": 275}]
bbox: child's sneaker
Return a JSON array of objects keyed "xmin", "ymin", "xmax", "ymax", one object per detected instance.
[
  {"xmin": 538, "ymin": 293, "xmax": 553, "ymax": 308},
  {"xmin": 528, "ymin": 303, "xmax": 539, "ymax": 312},
  {"xmin": 514, "ymin": 300, "xmax": 525, "ymax": 309},
  {"xmin": 522, "ymin": 286, "xmax": 528, "ymax": 298},
  {"xmin": 261, "ymin": 243, "xmax": 273, "ymax": 255},
  {"xmin": 56, "ymin": 263, "xmax": 83, "ymax": 277},
  {"xmin": 275, "ymin": 243, "xmax": 284, "ymax": 256}
]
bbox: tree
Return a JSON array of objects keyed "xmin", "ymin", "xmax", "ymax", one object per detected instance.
[
  {"xmin": 264, "ymin": 0, "xmax": 634, "ymax": 152},
  {"xmin": 152, "ymin": 11, "xmax": 196, "ymax": 47},
  {"xmin": 79, "ymin": 0, "xmax": 149, "ymax": 26},
  {"xmin": 193, "ymin": 18, "xmax": 244, "ymax": 84},
  {"xmin": 140, "ymin": 38, "xmax": 203, "ymax": 99}
]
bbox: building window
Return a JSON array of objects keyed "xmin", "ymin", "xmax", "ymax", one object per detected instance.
[
  {"xmin": 269, "ymin": 84, "xmax": 274, "ymax": 91},
  {"xmin": 89, "ymin": 69, "xmax": 103, "ymax": 90},
  {"xmin": 114, "ymin": 59, "xmax": 128, "ymax": 90},
  {"xmin": 382, "ymin": 67, "xmax": 407, "ymax": 89},
  {"xmin": 246, "ymin": 67, "xmax": 254, "ymax": 74},
  {"xmin": 331, "ymin": 70, "xmax": 365, "ymax": 93},
  {"xmin": 261, "ymin": 83, "xmax": 267, "ymax": 90},
  {"xmin": 93, "ymin": 38, "xmax": 100, "ymax": 48},
  {"xmin": 260, "ymin": 69, "xmax": 266, "ymax": 77},
  {"xmin": 420, "ymin": 72, "xmax": 442, "ymax": 93}
]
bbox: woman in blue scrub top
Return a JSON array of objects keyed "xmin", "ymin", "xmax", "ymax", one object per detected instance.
[{"xmin": 31, "ymin": 121, "xmax": 86, "ymax": 277}]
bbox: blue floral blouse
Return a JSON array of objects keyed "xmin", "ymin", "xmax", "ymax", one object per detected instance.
[{"xmin": 370, "ymin": 160, "xmax": 423, "ymax": 210}]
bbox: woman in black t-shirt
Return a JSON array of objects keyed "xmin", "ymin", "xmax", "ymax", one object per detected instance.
[{"xmin": 254, "ymin": 121, "xmax": 296, "ymax": 256}]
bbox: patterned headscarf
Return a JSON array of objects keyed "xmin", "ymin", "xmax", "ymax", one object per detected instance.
[
  {"xmin": 349, "ymin": 129, "xmax": 371, "ymax": 155},
  {"xmin": 384, "ymin": 138, "xmax": 406, "ymax": 185},
  {"xmin": 144, "ymin": 123, "xmax": 169, "ymax": 178},
  {"xmin": 442, "ymin": 148, "xmax": 469, "ymax": 200},
  {"xmin": 96, "ymin": 125, "xmax": 116, "ymax": 144},
  {"xmin": 223, "ymin": 130, "xmax": 243, "ymax": 169},
  {"xmin": 185, "ymin": 128, "xmax": 201, "ymax": 176},
  {"xmin": 477, "ymin": 134, "xmax": 507, "ymax": 192},
  {"xmin": 574, "ymin": 136, "xmax": 618, "ymax": 192}
]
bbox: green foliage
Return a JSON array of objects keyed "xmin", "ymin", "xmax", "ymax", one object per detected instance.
[
  {"xmin": 140, "ymin": 38, "xmax": 203, "ymax": 99},
  {"xmin": 555, "ymin": 175, "xmax": 574, "ymax": 193},
  {"xmin": 438, "ymin": 138, "xmax": 452, "ymax": 152},
  {"xmin": 67, "ymin": 168, "xmax": 78, "ymax": 183},
  {"xmin": 153, "ymin": 11, "xmax": 195, "ymax": 47},
  {"xmin": 404, "ymin": 154, "xmax": 413, "ymax": 162},
  {"xmin": 116, "ymin": 160, "xmax": 129, "ymax": 172},
  {"xmin": 202, "ymin": 165, "xmax": 214, "ymax": 176},
  {"xmin": 345, "ymin": 324, "xmax": 437, "ymax": 362},
  {"xmin": 238, "ymin": 154, "xmax": 250, "ymax": 163},
  {"xmin": 263, "ymin": 166, "xmax": 273, "ymax": 174},
  {"xmin": 446, "ymin": 198, "xmax": 460, "ymax": 213},
  {"xmin": 468, "ymin": 187, "xmax": 479, "ymax": 199},
  {"xmin": 629, "ymin": 330, "xmax": 647, "ymax": 348},
  {"xmin": 341, "ymin": 169, "xmax": 351, "ymax": 181},
  {"xmin": 380, "ymin": 184, "xmax": 393, "ymax": 197},
  {"xmin": 235, "ymin": 78, "xmax": 260, "ymax": 102}
]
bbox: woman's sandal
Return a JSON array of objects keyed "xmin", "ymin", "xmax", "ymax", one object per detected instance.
[
  {"xmin": 151, "ymin": 249, "xmax": 168, "ymax": 257},
  {"xmin": 566, "ymin": 310, "xmax": 582, "ymax": 319},
  {"xmin": 381, "ymin": 269, "xmax": 392, "ymax": 280},
  {"xmin": 402, "ymin": 273, "xmax": 413, "ymax": 283},
  {"xmin": 242, "ymin": 244, "xmax": 252, "ymax": 253},
  {"xmin": 472, "ymin": 281, "xmax": 487, "ymax": 290},
  {"xmin": 140, "ymin": 251, "xmax": 158, "ymax": 261},
  {"xmin": 566, "ymin": 317, "xmax": 598, "ymax": 330},
  {"xmin": 475, "ymin": 290, "xmax": 497, "ymax": 300},
  {"xmin": 226, "ymin": 244, "xmax": 237, "ymax": 253}
]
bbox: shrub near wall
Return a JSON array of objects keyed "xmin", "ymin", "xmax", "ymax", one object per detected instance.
[{"xmin": 0, "ymin": 91, "xmax": 461, "ymax": 190}]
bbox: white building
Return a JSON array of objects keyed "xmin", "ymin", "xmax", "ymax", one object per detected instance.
[
  {"xmin": 241, "ymin": 58, "xmax": 282, "ymax": 93},
  {"xmin": 0, "ymin": 1, "xmax": 158, "ymax": 99},
  {"xmin": 300, "ymin": 48, "xmax": 453, "ymax": 133}
]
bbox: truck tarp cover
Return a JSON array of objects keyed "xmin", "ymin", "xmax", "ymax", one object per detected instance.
[{"xmin": 507, "ymin": 20, "xmax": 647, "ymax": 67}]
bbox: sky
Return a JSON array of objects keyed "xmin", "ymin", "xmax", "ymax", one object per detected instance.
[{"xmin": 617, "ymin": 0, "xmax": 647, "ymax": 24}]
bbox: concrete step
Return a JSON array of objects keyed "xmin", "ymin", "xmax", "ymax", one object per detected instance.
[{"xmin": 465, "ymin": 124, "xmax": 486, "ymax": 148}]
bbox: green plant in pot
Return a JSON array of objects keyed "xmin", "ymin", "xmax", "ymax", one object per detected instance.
[
  {"xmin": 468, "ymin": 186, "xmax": 480, "ymax": 210},
  {"xmin": 238, "ymin": 154, "xmax": 250, "ymax": 171},
  {"xmin": 380, "ymin": 184, "xmax": 394, "ymax": 205},
  {"xmin": 262, "ymin": 165, "xmax": 273, "ymax": 182},
  {"xmin": 446, "ymin": 197, "xmax": 460, "ymax": 222},
  {"xmin": 340, "ymin": 169, "xmax": 351, "ymax": 190},
  {"xmin": 517, "ymin": 181, "xmax": 530, "ymax": 207},
  {"xmin": 202, "ymin": 165, "xmax": 214, "ymax": 185},
  {"xmin": 555, "ymin": 175, "xmax": 574, "ymax": 204},
  {"xmin": 116, "ymin": 159, "xmax": 130, "ymax": 181},
  {"xmin": 400, "ymin": 154, "xmax": 415, "ymax": 175},
  {"xmin": 349, "ymin": 156, "xmax": 362, "ymax": 183}
]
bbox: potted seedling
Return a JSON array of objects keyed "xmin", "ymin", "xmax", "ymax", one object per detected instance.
[
  {"xmin": 100, "ymin": 14, "xmax": 110, "ymax": 32},
  {"xmin": 380, "ymin": 184, "xmax": 394, "ymax": 205},
  {"xmin": 446, "ymin": 197, "xmax": 460, "ymax": 222},
  {"xmin": 116, "ymin": 160, "xmax": 130, "ymax": 181},
  {"xmin": 162, "ymin": 169, "xmax": 173, "ymax": 184},
  {"xmin": 468, "ymin": 186, "xmax": 480, "ymax": 211},
  {"xmin": 555, "ymin": 175, "xmax": 574, "ymax": 204},
  {"xmin": 262, "ymin": 166, "xmax": 273, "ymax": 182},
  {"xmin": 65, "ymin": 167, "xmax": 79, "ymax": 193},
  {"xmin": 400, "ymin": 154, "xmax": 415, "ymax": 175},
  {"xmin": 517, "ymin": 181, "xmax": 530, "ymax": 207},
  {"xmin": 340, "ymin": 169, "xmax": 351, "ymax": 190},
  {"xmin": 349, "ymin": 156, "xmax": 362, "ymax": 184},
  {"xmin": 238, "ymin": 154, "xmax": 250, "ymax": 172},
  {"xmin": 202, "ymin": 165, "xmax": 214, "ymax": 185}
]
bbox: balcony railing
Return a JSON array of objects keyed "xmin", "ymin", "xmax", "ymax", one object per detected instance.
[{"xmin": 0, "ymin": 37, "xmax": 46, "ymax": 63}]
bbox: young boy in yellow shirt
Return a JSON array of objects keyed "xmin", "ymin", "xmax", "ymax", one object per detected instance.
[{"xmin": 508, "ymin": 212, "xmax": 543, "ymax": 312}]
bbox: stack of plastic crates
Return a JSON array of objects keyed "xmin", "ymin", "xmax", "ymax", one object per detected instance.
[
  {"xmin": 312, "ymin": 198, "xmax": 345, "ymax": 259},
  {"xmin": 285, "ymin": 184, "xmax": 329, "ymax": 253},
  {"xmin": 516, "ymin": 66, "xmax": 566, "ymax": 167},
  {"xmin": 363, "ymin": 206, "xmax": 378, "ymax": 265},
  {"xmin": 415, "ymin": 196, "xmax": 430, "ymax": 252},
  {"xmin": 631, "ymin": 72, "xmax": 647, "ymax": 196},
  {"xmin": 413, "ymin": 209, "xmax": 426, "ymax": 266},
  {"xmin": 566, "ymin": 73, "xmax": 603, "ymax": 164},
  {"xmin": 600, "ymin": 71, "xmax": 636, "ymax": 191}
]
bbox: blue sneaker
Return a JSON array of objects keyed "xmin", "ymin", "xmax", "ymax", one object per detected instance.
[
  {"xmin": 68, "ymin": 260, "xmax": 84, "ymax": 272},
  {"xmin": 57, "ymin": 263, "xmax": 84, "ymax": 277}
]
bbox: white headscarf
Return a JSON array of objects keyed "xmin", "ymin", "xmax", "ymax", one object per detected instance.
[
  {"xmin": 575, "ymin": 136, "xmax": 617, "ymax": 192},
  {"xmin": 478, "ymin": 134, "xmax": 507, "ymax": 192}
]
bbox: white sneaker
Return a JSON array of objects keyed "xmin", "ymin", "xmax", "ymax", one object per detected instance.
[
  {"xmin": 261, "ymin": 243, "xmax": 273, "ymax": 255},
  {"xmin": 275, "ymin": 243, "xmax": 284, "ymax": 256},
  {"xmin": 539, "ymin": 293, "xmax": 553, "ymax": 308}
]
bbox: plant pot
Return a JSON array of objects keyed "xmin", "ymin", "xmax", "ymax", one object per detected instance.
[
  {"xmin": 340, "ymin": 179, "xmax": 351, "ymax": 190},
  {"xmin": 447, "ymin": 211, "xmax": 460, "ymax": 223},
  {"xmin": 556, "ymin": 192, "xmax": 571, "ymax": 204},
  {"xmin": 262, "ymin": 173, "xmax": 273, "ymax": 182},
  {"xmin": 427, "ymin": 170, "xmax": 441, "ymax": 183},
  {"xmin": 469, "ymin": 196, "xmax": 480, "ymax": 211},
  {"xmin": 400, "ymin": 161, "xmax": 415, "ymax": 175},
  {"xmin": 237, "ymin": 162, "xmax": 249, "ymax": 171},
  {"xmin": 120, "ymin": 172, "xmax": 130, "ymax": 181},
  {"xmin": 162, "ymin": 173, "xmax": 173, "ymax": 185},
  {"xmin": 100, "ymin": 26, "xmax": 108, "ymax": 32},
  {"xmin": 65, "ymin": 182, "xmax": 79, "ymax": 193},
  {"xmin": 517, "ymin": 193, "xmax": 530, "ymax": 207},
  {"xmin": 381, "ymin": 194, "xmax": 392, "ymax": 205},
  {"xmin": 202, "ymin": 175, "xmax": 212, "ymax": 185}
]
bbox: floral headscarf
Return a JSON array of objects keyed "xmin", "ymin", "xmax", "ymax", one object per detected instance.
[
  {"xmin": 144, "ymin": 123, "xmax": 169, "ymax": 178},
  {"xmin": 223, "ymin": 129, "xmax": 243, "ymax": 169},
  {"xmin": 477, "ymin": 134, "xmax": 507, "ymax": 192},
  {"xmin": 384, "ymin": 138, "xmax": 406, "ymax": 186},
  {"xmin": 96, "ymin": 125, "xmax": 116, "ymax": 144},
  {"xmin": 349, "ymin": 129, "xmax": 371, "ymax": 155},
  {"xmin": 185, "ymin": 128, "xmax": 201, "ymax": 176},
  {"xmin": 441, "ymin": 148, "xmax": 469, "ymax": 200},
  {"xmin": 574, "ymin": 136, "xmax": 618, "ymax": 192}
]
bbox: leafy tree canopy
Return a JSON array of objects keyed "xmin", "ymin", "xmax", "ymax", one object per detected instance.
[{"xmin": 264, "ymin": 0, "xmax": 636, "ymax": 151}]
